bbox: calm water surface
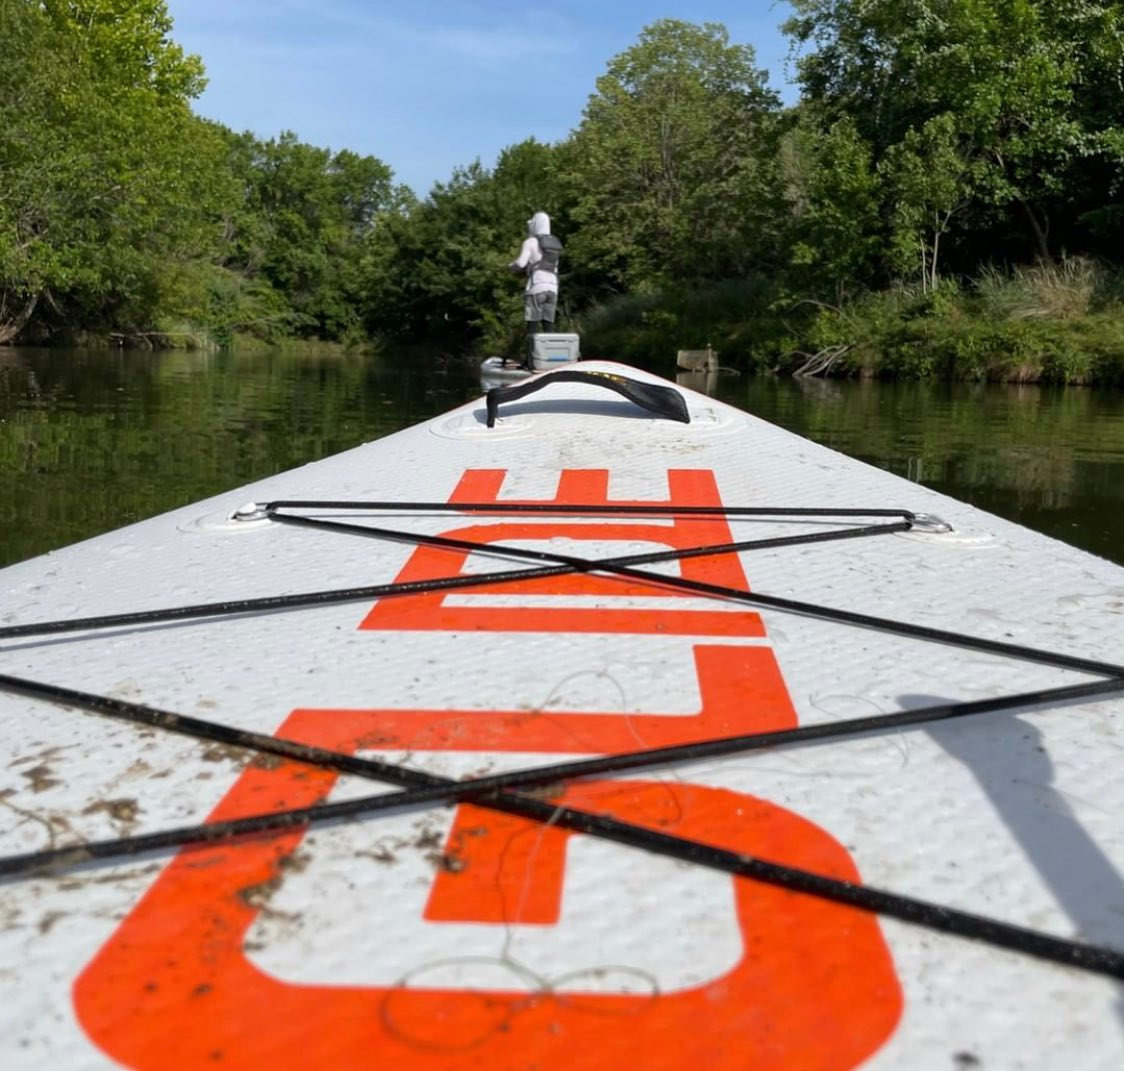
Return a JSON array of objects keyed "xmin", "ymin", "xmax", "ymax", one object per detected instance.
[
  {"xmin": 714, "ymin": 374, "xmax": 1124, "ymax": 566},
  {"xmin": 2, "ymin": 347, "xmax": 1123, "ymax": 568}
]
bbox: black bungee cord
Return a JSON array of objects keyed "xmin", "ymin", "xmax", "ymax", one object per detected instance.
[
  {"xmin": 262, "ymin": 505, "xmax": 1124, "ymax": 678},
  {"xmin": 1, "ymin": 670, "xmax": 1120, "ymax": 870},
  {"xmin": 3, "ymin": 504, "xmax": 1119, "ymax": 678},
  {"xmin": 2, "ymin": 499, "xmax": 1123, "ymax": 982},
  {"xmin": 1, "ymin": 671, "xmax": 1123, "ymax": 981},
  {"xmin": 0, "ymin": 510, "xmax": 910, "ymax": 643}
]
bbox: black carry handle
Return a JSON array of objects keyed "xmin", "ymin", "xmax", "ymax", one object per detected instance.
[{"xmin": 486, "ymin": 369, "xmax": 691, "ymax": 428}]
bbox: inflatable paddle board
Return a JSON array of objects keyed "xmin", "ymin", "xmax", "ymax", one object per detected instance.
[{"xmin": 1, "ymin": 363, "xmax": 1121, "ymax": 1069}]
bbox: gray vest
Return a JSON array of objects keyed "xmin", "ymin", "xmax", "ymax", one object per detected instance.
[{"xmin": 535, "ymin": 234, "xmax": 564, "ymax": 275}]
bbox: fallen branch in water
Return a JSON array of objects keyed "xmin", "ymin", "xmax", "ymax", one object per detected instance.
[{"xmin": 793, "ymin": 344, "xmax": 851, "ymax": 378}]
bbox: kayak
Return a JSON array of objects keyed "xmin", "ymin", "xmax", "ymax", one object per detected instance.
[{"xmin": 1, "ymin": 362, "xmax": 1122, "ymax": 1069}]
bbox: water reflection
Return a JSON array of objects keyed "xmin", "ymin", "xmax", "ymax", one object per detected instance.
[
  {"xmin": 676, "ymin": 370, "xmax": 719, "ymax": 396},
  {"xmin": 716, "ymin": 375, "xmax": 1124, "ymax": 565},
  {"xmin": 2, "ymin": 349, "xmax": 1124, "ymax": 569},
  {"xmin": 0, "ymin": 347, "xmax": 480, "ymax": 567}
]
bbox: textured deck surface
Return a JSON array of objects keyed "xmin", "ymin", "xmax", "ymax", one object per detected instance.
[{"xmin": 1, "ymin": 362, "xmax": 1122, "ymax": 1069}]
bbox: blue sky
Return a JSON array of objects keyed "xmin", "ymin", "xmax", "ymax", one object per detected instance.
[{"xmin": 164, "ymin": 1, "xmax": 798, "ymax": 197}]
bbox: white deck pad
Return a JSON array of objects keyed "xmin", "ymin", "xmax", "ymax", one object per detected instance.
[{"xmin": 1, "ymin": 361, "xmax": 1122, "ymax": 1069}]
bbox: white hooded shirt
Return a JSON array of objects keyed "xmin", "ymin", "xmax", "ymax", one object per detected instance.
[{"xmin": 509, "ymin": 211, "xmax": 559, "ymax": 295}]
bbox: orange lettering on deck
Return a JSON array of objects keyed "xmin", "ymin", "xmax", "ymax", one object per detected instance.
[
  {"xmin": 75, "ymin": 468, "xmax": 903, "ymax": 1069},
  {"xmin": 76, "ymin": 770, "xmax": 902, "ymax": 1071},
  {"xmin": 288, "ymin": 644, "xmax": 796, "ymax": 756},
  {"xmin": 423, "ymin": 805, "xmax": 569, "ymax": 925},
  {"xmin": 360, "ymin": 469, "xmax": 766, "ymax": 636}
]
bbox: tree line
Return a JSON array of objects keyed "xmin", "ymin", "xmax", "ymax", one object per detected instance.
[
  {"xmin": 0, "ymin": 0, "xmax": 407, "ymax": 347},
  {"xmin": 3, "ymin": 2, "xmax": 1122, "ymax": 377}
]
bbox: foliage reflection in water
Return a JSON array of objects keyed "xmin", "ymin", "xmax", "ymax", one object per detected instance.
[
  {"xmin": 710, "ymin": 373, "xmax": 1124, "ymax": 566},
  {"xmin": 2, "ymin": 349, "xmax": 1123, "ymax": 570},
  {"xmin": 0, "ymin": 347, "xmax": 479, "ymax": 567}
]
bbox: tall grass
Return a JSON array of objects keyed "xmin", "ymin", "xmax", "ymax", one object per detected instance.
[
  {"xmin": 975, "ymin": 257, "xmax": 1104, "ymax": 320},
  {"xmin": 804, "ymin": 265, "xmax": 1124, "ymax": 385}
]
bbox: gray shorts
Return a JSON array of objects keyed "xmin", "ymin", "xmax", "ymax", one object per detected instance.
[{"xmin": 524, "ymin": 291, "xmax": 557, "ymax": 323}]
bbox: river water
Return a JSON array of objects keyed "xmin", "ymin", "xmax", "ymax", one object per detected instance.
[{"xmin": 2, "ymin": 347, "xmax": 1123, "ymax": 569}]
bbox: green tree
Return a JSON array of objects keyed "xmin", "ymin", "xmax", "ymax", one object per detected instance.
[
  {"xmin": 781, "ymin": 115, "xmax": 883, "ymax": 294},
  {"xmin": 221, "ymin": 132, "xmax": 397, "ymax": 338},
  {"xmin": 563, "ymin": 19, "xmax": 781, "ymax": 289},
  {"xmin": 43, "ymin": 0, "xmax": 205, "ymax": 98},
  {"xmin": 784, "ymin": 0, "xmax": 1124, "ymax": 261},
  {"xmin": 880, "ymin": 114, "xmax": 975, "ymax": 290},
  {"xmin": 0, "ymin": 0, "xmax": 225, "ymax": 341}
]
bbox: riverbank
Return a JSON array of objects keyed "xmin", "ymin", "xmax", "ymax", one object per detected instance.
[
  {"xmin": 577, "ymin": 264, "xmax": 1124, "ymax": 386},
  {"xmin": 9, "ymin": 263, "xmax": 1124, "ymax": 387},
  {"xmin": 41, "ymin": 330, "xmax": 376, "ymax": 358}
]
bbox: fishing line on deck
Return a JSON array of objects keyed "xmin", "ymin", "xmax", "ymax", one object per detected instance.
[{"xmin": 1, "ymin": 670, "xmax": 1123, "ymax": 981}]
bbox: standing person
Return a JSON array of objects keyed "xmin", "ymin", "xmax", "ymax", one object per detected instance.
[{"xmin": 508, "ymin": 211, "xmax": 563, "ymax": 368}]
